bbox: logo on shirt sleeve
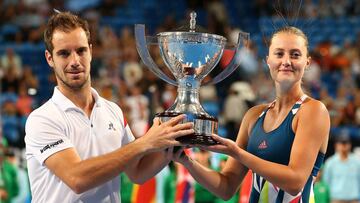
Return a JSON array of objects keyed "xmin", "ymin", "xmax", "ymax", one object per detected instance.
[{"xmin": 40, "ymin": 139, "xmax": 64, "ymax": 153}]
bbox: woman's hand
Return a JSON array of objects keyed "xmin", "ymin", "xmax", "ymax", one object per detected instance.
[
  {"xmin": 198, "ymin": 134, "xmax": 240, "ymax": 159},
  {"xmin": 170, "ymin": 146, "xmax": 193, "ymax": 166}
]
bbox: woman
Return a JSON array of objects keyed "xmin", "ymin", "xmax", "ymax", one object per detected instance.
[{"xmin": 172, "ymin": 26, "xmax": 330, "ymax": 203}]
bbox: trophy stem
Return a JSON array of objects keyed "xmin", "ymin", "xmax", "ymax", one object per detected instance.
[
  {"xmin": 156, "ymin": 84, "xmax": 219, "ymax": 145},
  {"xmin": 170, "ymin": 87, "xmax": 206, "ymax": 115}
]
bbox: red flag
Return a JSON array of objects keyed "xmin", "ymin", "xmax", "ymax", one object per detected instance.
[
  {"xmin": 131, "ymin": 178, "xmax": 156, "ymax": 203},
  {"xmin": 239, "ymin": 171, "xmax": 252, "ymax": 203}
]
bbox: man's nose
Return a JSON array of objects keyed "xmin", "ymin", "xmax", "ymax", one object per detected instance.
[{"xmin": 70, "ymin": 52, "xmax": 80, "ymax": 67}]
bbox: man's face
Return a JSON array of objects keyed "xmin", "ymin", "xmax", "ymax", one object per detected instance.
[
  {"xmin": 335, "ymin": 141, "xmax": 351, "ymax": 154},
  {"xmin": 45, "ymin": 27, "xmax": 92, "ymax": 90}
]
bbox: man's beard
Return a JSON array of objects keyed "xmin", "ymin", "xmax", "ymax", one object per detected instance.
[{"xmin": 56, "ymin": 71, "xmax": 90, "ymax": 90}]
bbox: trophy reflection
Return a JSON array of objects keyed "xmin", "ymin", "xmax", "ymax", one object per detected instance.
[{"xmin": 135, "ymin": 12, "xmax": 249, "ymax": 145}]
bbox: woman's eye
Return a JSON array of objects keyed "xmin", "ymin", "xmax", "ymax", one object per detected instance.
[
  {"xmin": 291, "ymin": 53, "xmax": 301, "ymax": 58},
  {"xmin": 275, "ymin": 52, "xmax": 283, "ymax": 57}
]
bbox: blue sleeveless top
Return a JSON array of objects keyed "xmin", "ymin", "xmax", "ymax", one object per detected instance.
[{"xmin": 246, "ymin": 95, "xmax": 325, "ymax": 203}]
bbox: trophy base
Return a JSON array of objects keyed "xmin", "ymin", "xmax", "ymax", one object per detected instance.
[
  {"xmin": 176, "ymin": 133, "xmax": 219, "ymax": 145},
  {"xmin": 156, "ymin": 111, "xmax": 219, "ymax": 145}
]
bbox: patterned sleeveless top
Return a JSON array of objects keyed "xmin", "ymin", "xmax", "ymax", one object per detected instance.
[{"xmin": 246, "ymin": 95, "xmax": 325, "ymax": 203}]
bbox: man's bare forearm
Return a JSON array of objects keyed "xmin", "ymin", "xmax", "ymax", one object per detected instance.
[
  {"xmin": 59, "ymin": 138, "xmax": 150, "ymax": 193},
  {"xmin": 127, "ymin": 150, "xmax": 171, "ymax": 183}
]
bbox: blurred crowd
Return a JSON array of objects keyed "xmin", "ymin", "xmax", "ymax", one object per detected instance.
[{"xmin": 0, "ymin": 0, "xmax": 360, "ymax": 202}]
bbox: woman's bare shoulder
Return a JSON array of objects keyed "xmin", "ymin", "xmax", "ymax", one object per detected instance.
[
  {"xmin": 300, "ymin": 97, "xmax": 329, "ymax": 116},
  {"xmin": 245, "ymin": 104, "xmax": 269, "ymax": 119},
  {"xmin": 242, "ymin": 103, "xmax": 270, "ymax": 127}
]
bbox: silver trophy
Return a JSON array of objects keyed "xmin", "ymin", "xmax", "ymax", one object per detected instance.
[{"xmin": 135, "ymin": 11, "xmax": 249, "ymax": 145}]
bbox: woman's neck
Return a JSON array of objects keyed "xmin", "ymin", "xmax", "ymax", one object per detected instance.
[{"xmin": 273, "ymin": 84, "xmax": 304, "ymax": 111}]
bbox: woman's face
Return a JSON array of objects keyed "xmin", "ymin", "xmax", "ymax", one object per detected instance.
[{"xmin": 267, "ymin": 32, "xmax": 310, "ymax": 88}]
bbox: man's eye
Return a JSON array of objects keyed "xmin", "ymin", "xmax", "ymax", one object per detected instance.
[
  {"xmin": 77, "ymin": 48, "xmax": 87, "ymax": 55},
  {"xmin": 58, "ymin": 51, "xmax": 70, "ymax": 57}
]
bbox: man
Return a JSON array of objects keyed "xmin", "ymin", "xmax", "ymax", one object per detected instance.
[
  {"xmin": 0, "ymin": 141, "xmax": 19, "ymax": 203},
  {"xmin": 25, "ymin": 11, "xmax": 193, "ymax": 203},
  {"xmin": 323, "ymin": 133, "xmax": 360, "ymax": 203}
]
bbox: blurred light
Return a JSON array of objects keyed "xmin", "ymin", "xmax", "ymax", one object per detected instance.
[
  {"xmin": 148, "ymin": 85, "xmax": 156, "ymax": 93},
  {"xmin": 28, "ymin": 88, "xmax": 37, "ymax": 96}
]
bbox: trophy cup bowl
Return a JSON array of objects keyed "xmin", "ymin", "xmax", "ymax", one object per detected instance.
[{"xmin": 135, "ymin": 12, "xmax": 249, "ymax": 145}]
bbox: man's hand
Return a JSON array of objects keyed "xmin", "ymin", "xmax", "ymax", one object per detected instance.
[{"xmin": 138, "ymin": 114, "xmax": 194, "ymax": 153}]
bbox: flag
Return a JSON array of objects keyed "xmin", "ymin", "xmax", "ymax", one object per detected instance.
[
  {"xmin": 131, "ymin": 178, "xmax": 157, "ymax": 203},
  {"xmin": 175, "ymin": 149, "xmax": 195, "ymax": 203},
  {"xmin": 127, "ymin": 119, "xmax": 156, "ymax": 203},
  {"xmin": 239, "ymin": 171, "xmax": 252, "ymax": 203}
]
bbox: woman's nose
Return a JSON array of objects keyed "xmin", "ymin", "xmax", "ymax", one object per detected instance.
[{"xmin": 282, "ymin": 55, "xmax": 291, "ymax": 67}]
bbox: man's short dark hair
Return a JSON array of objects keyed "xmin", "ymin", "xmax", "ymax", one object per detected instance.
[
  {"xmin": 44, "ymin": 11, "xmax": 91, "ymax": 54},
  {"xmin": 335, "ymin": 133, "xmax": 351, "ymax": 144}
]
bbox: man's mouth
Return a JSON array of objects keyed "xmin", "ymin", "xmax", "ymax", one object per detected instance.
[{"xmin": 67, "ymin": 70, "xmax": 83, "ymax": 74}]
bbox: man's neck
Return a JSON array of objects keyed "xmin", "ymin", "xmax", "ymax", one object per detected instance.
[
  {"xmin": 58, "ymin": 85, "xmax": 95, "ymax": 117},
  {"xmin": 339, "ymin": 152, "xmax": 349, "ymax": 161}
]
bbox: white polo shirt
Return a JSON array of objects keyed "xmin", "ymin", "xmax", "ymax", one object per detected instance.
[{"xmin": 25, "ymin": 87, "xmax": 135, "ymax": 203}]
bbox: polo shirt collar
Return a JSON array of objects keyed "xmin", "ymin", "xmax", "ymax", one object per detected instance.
[{"xmin": 51, "ymin": 86, "xmax": 102, "ymax": 111}]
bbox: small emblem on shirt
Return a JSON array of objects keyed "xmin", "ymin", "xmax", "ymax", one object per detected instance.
[
  {"xmin": 108, "ymin": 122, "xmax": 116, "ymax": 131},
  {"xmin": 292, "ymin": 108, "xmax": 299, "ymax": 115},
  {"xmin": 40, "ymin": 139, "xmax": 64, "ymax": 153},
  {"xmin": 258, "ymin": 140, "xmax": 268, "ymax": 149}
]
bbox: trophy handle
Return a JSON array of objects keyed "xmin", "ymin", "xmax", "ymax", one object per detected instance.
[
  {"xmin": 204, "ymin": 31, "xmax": 250, "ymax": 85},
  {"xmin": 135, "ymin": 24, "xmax": 178, "ymax": 86}
]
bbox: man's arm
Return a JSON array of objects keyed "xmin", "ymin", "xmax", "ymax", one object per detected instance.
[
  {"xmin": 45, "ymin": 115, "xmax": 193, "ymax": 194},
  {"xmin": 125, "ymin": 150, "xmax": 172, "ymax": 184},
  {"xmin": 124, "ymin": 117, "xmax": 189, "ymax": 183}
]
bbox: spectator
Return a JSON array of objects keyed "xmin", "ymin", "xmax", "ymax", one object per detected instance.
[
  {"xmin": 1, "ymin": 66, "xmax": 20, "ymax": 93},
  {"xmin": 314, "ymin": 166, "xmax": 331, "ymax": 203},
  {"xmin": 0, "ymin": 48, "xmax": 22, "ymax": 77},
  {"xmin": 0, "ymin": 141, "xmax": 19, "ymax": 203},
  {"xmin": 6, "ymin": 148, "xmax": 31, "ymax": 203},
  {"xmin": 125, "ymin": 85, "xmax": 150, "ymax": 137},
  {"xmin": 323, "ymin": 133, "xmax": 360, "ymax": 203},
  {"xmin": 223, "ymin": 81, "xmax": 255, "ymax": 141},
  {"xmin": 2, "ymin": 100, "xmax": 21, "ymax": 148},
  {"xmin": 16, "ymin": 84, "xmax": 35, "ymax": 116},
  {"xmin": 318, "ymin": 0, "xmax": 332, "ymax": 18},
  {"xmin": 19, "ymin": 65, "xmax": 39, "ymax": 91}
]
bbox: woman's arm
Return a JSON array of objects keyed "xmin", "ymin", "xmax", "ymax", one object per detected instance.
[
  {"xmin": 207, "ymin": 99, "xmax": 330, "ymax": 195},
  {"xmin": 173, "ymin": 105, "xmax": 266, "ymax": 200}
]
